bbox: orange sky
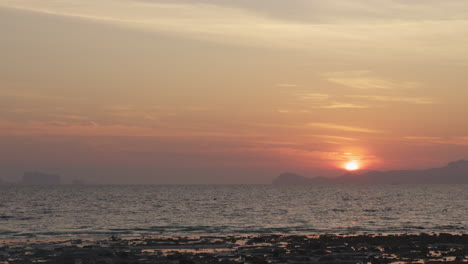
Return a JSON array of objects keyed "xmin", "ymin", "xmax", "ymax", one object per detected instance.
[{"xmin": 1, "ymin": 1, "xmax": 468, "ymax": 183}]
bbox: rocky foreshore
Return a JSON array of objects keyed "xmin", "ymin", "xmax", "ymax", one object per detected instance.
[{"xmin": 1, "ymin": 233, "xmax": 467, "ymax": 264}]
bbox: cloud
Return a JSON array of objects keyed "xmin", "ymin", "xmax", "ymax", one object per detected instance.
[
  {"xmin": 0, "ymin": 89, "xmax": 87, "ymax": 102},
  {"xmin": 319, "ymin": 102, "xmax": 369, "ymax": 109},
  {"xmin": 276, "ymin": 83, "xmax": 299, "ymax": 88},
  {"xmin": 280, "ymin": 92, "xmax": 370, "ymax": 112},
  {"xmin": 54, "ymin": 114, "xmax": 90, "ymax": 121},
  {"xmin": 287, "ymin": 93, "xmax": 369, "ymax": 110},
  {"xmin": 308, "ymin": 122, "xmax": 381, "ymax": 133},
  {"xmin": 2, "ymin": 0, "xmax": 468, "ymax": 56},
  {"xmin": 0, "ymin": 119, "xmax": 216, "ymax": 137},
  {"xmin": 349, "ymin": 95, "xmax": 434, "ymax": 104},
  {"xmin": 134, "ymin": 0, "xmax": 468, "ymax": 24},
  {"xmin": 295, "ymin": 93, "xmax": 330, "ymax": 101},
  {"xmin": 323, "ymin": 71, "xmax": 420, "ymax": 90},
  {"xmin": 313, "ymin": 135, "xmax": 360, "ymax": 142},
  {"xmin": 404, "ymin": 136, "xmax": 468, "ymax": 146}
]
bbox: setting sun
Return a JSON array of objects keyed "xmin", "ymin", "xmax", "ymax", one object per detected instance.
[{"xmin": 345, "ymin": 161, "xmax": 360, "ymax": 171}]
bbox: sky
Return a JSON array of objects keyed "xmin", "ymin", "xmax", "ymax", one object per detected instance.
[{"xmin": 1, "ymin": 0, "xmax": 468, "ymax": 184}]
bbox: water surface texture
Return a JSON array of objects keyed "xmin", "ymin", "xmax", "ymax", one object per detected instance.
[{"xmin": 0, "ymin": 185, "xmax": 466, "ymax": 240}]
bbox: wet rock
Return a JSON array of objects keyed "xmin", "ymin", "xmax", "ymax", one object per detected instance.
[{"xmin": 2, "ymin": 234, "xmax": 467, "ymax": 264}]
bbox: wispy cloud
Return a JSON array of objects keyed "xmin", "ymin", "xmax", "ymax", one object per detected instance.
[
  {"xmin": 54, "ymin": 114, "xmax": 90, "ymax": 121},
  {"xmin": 313, "ymin": 135, "xmax": 360, "ymax": 142},
  {"xmin": 3, "ymin": 0, "xmax": 468, "ymax": 56},
  {"xmin": 0, "ymin": 89, "xmax": 87, "ymax": 102},
  {"xmin": 295, "ymin": 93, "xmax": 330, "ymax": 101},
  {"xmin": 308, "ymin": 122, "xmax": 381, "ymax": 133},
  {"xmin": 404, "ymin": 136, "xmax": 468, "ymax": 146},
  {"xmin": 323, "ymin": 71, "xmax": 419, "ymax": 90},
  {"xmin": 282, "ymin": 93, "xmax": 368, "ymax": 111},
  {"xmin": 162, "ymin": 0, "xmax": 468, "ymax": 24},
  {"xmin": 319, "ymin": 102, "xmax": 369, "ymax": 109},
  {"xmin": 349, "ymin": 95, "xmax": 434, "ymax": 104},
  {"xmin": 7, "ymin": 0, "xmax": 468, "ymax": 25},
  {"xmin": 276, "ymin": 83, "xmax": 299, "ymax": 88},
  {"xmin": 104, "ymin": 104, "xmax": 211, "ymax": 122},
  {"xmin": 0, "ymin": 119, "xmax": 261, "ymax": 138}
]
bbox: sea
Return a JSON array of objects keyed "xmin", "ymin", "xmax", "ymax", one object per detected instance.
[{"xmin": 0, "ymin": 185, "xmax": 466, "ymax": 241}]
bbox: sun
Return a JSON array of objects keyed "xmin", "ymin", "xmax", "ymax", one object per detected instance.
[{"xmin": 345, "ymin": 161, "xmax": 360, "ymax": 171}]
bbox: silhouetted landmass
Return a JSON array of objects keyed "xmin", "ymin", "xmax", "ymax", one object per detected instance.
[
  {"xmin": 273, "ymin": 160, "xmax": 468, "ymax": 184},
  {"xmin": 22, "ymin": 171, "xmax": 61, "ymax": 185}
]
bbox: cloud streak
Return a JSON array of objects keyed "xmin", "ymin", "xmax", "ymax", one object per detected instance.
[
  {"xmin": 349, "ymin": 95, "xmax": 434, "ymax": 104},
  {"xmin": 123, "ymin": 0, "xmax": 468, "ymax": 24},
  {"xmin": 405, "ymin": 136, "xmax": 468, "ymax": 146},
  {"xmin": 308, "ymin": 123, "xmax": 381, "ymax": 134},
  {"xmin": 2, "ymin": 0, "xmax": 468, "ymax": 56},
  {"xmin": 319, "ymin": 103, "xmax": 369, "ymax": 109},
  {"xmin": 323, "ymin": 71, "xmax": 420, "ymax": 90},
  {"xmin": 0, "ymin": 119, "xmax": 263, "ymax": 138}
]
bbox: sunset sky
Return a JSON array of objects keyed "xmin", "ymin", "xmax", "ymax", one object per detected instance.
[{"xmin": 1, "ymin": 0, "xmax": 468, "ymax": 183}]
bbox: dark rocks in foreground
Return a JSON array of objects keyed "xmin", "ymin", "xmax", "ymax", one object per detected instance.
[{"xmin": 1, "ymin": 233, "xmax": 467, "ymax": 263}]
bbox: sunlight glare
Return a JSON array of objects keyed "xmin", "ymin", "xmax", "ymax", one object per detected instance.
[{"xmin": 345, "ymin": 161, "xmax": 360, "ymax": 171}]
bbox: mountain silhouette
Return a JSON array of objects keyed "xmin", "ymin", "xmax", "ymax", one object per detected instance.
[{"xmin": 273, "ymin": 160, "xmax": 468, "ymax": 184}]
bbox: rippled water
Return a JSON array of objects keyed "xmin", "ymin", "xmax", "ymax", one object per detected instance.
[{"xmin": 0, "ymin": 185, "xmax": 466, "ymax": 240}]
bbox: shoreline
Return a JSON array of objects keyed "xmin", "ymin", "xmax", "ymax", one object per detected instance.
[{"xmin": 1, "ymin": 233, "xmax": 466, "ymax": 263}]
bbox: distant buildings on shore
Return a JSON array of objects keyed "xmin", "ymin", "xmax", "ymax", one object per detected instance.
[
  {"xmin": 0, "ymin": 178, "xmax": 15, "ymax": 185},
  {"xmin": 23, "ymin": 171, "xmax": 61, "ymax": 185},
  {"xmin": 0, "ymin": 172, "xmax": 86, "ymax": 185}
]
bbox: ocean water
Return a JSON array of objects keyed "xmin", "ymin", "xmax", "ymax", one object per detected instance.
[{"xmin": 0, "ymin": 185, "xmax": 466, "ymax": 241}]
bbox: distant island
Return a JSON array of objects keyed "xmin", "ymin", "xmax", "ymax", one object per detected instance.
[{"xmin": 273, "ymin": 160, "xmax": 468, "ymax": 184}]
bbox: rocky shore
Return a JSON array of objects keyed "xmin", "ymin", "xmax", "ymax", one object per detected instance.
[{"xmin": 1, "ymin": 233, "xmax": 466, "ymax": 264}]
